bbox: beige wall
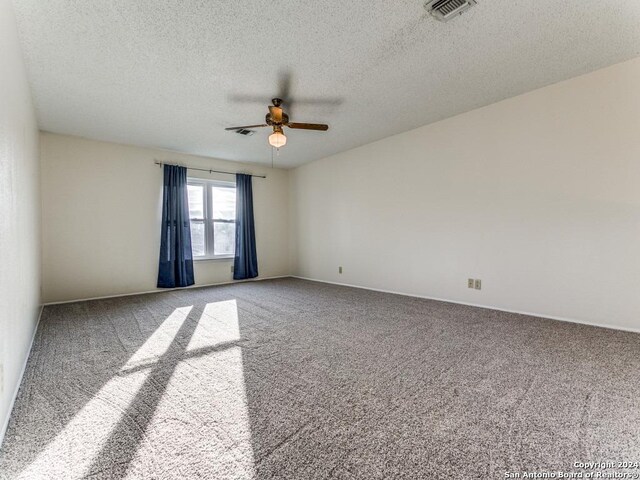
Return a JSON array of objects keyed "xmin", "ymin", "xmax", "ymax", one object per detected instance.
[
  {"xmin": 290, "ymin": 57, "xmax": 640, "ymax": 332},
  {"xmin": 40, "ymin": 133, "xmax": 290, "ymax": 303},
  {"xmin": 0, "ymin": 0, "xmax": 41, "ymax": 443}
]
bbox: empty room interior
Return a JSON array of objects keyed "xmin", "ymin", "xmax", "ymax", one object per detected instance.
[{"xmin": 1, "ymin": 1, "xmax": 640, "ymax": 479}]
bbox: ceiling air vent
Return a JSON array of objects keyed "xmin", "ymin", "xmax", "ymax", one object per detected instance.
[
  {"xmin": 235, "ymin": 129, "xmax": 255, "ymax": 136},
  {"xmin": 425, "ymin": 0, "xmax": 476, "ymax": 22}
]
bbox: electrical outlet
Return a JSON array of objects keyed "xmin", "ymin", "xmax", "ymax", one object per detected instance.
[
  {"xmin": 474, "ymin": 279, "xmax": 482, "ymax": 290},
  {"xmin": 230, "ymin": 265, "xmax": 234, "ymax": 273},
  {"xmin": 468, "ymin": 278, "xmax": 474, "ymax": 288},
  {"xmin": 338, "ymin": 266, "xmax": 343, "ymax": 274}
]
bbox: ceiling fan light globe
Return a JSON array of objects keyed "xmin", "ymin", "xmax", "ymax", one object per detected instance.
[{"xmin": 269, "ymin": 131, "xmax": 287, "ymax": 148}]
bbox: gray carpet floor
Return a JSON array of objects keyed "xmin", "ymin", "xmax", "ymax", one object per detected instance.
[{"xmin": 1, "ymin": 278, "xmax": 639, "ymax": 480}]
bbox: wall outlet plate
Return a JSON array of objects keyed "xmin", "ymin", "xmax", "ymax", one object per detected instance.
[
  {"xmin": 474, "ymin": 279, "xmax": 482, "ymax": 290},
  {"xmin": 338, "ymin": 266, "xmax": 343, "ymax": 274},
  {"xmin": 468, "ymin": 278, "xmax": 474, "ymax": 288},
  {"xmin": 230, "ymin": 265, "xmax": 234, "ymax": 273}
]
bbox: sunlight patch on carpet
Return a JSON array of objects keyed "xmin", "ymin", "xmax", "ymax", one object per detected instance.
[
  {"xmin": 126, "ymin": 300, "xmax": 255, "ymax": 479},
  {"xmin": 19, "ymin": 306, "xmax": 192, "ymax": 479}
]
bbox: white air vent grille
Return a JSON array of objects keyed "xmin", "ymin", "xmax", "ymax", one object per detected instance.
[{"xmin": 425, "ymin": 0, "xmax": 476, "ymax": 22}]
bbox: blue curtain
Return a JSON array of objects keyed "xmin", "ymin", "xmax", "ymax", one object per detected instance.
[
  {"xmin": 233, "ymin": 174, "xmax": 258, "ymax": 280},
  {"xmin": 157, "ymin": 165, "xmax": 195, "ymax": 288}
]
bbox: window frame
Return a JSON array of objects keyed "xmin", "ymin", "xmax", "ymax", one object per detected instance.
[{"xmin": 187, "ymin": 178, "xmax": 236, "ymax": 261}]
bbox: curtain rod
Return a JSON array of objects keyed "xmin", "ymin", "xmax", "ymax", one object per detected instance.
[{"xmin": 154, "ymin": 161, "xmax": 266, "ymax": 179}]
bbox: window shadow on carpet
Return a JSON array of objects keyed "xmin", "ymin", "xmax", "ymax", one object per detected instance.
[{"xmin": 1, "ymin": 278, "xmax": 640, "ymax": 479}]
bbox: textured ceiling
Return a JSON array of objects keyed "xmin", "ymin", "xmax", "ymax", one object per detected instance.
[{"xmin": 12, "ymin": 0, "xmax": 640, "ymax": 168}]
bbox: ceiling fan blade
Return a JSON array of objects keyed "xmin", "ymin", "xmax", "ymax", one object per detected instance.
[
  {"xmin": 278, "ymin": 71, "xmax": 292, "ymax": 104},
  {"xmin": 286, "ymin": 123, "xmax": 329, "ymax": 131},
  {"xmin": 278, "ymin": 71, "xmax": 293, "ymax": 116},
  {"xmin": 225, "ymin": 124, "xmax": 268, "ymax": 131},
  {"xmin": 268, "ymin": 105, "xmax": 283, "ymax": 124}
]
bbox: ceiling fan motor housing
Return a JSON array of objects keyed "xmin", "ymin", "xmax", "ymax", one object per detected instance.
[{"xmin": 266, "ymin": 112, "xmax": 289, "ymax": 126}]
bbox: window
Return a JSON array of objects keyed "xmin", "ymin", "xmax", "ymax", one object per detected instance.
[{"xmin": 187, "ymin": 179, "xmax": 236, "ymax": 259}]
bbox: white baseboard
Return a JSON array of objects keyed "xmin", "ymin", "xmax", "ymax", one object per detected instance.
[
  {"xmin": 292, "ymin": 276, "xmax": 640, "ymax": 335},
  {"xmin": 43, "ymin": 275, "xmax": 292, "ymax": 306},
  {"xmin": 0, "ymin": 305, "xmax": 44, "ymax": 449}
]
